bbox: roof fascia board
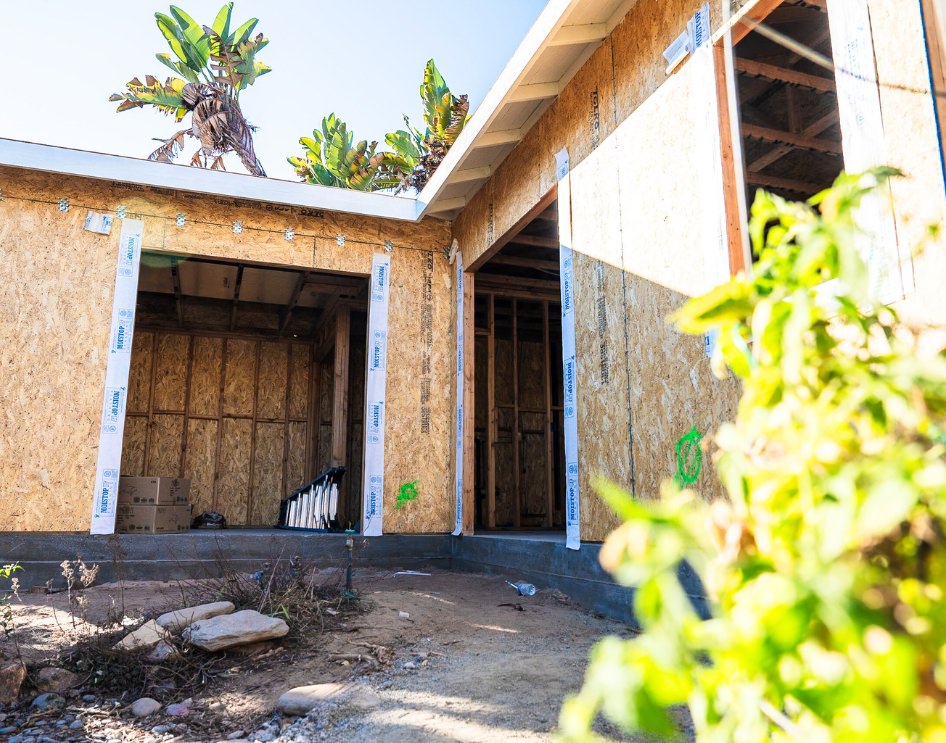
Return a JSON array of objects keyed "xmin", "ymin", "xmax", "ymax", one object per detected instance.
[
  {"xmin": 0, "ymin": 138, "xmax": 423, "ymax": 223},
  {"xmin": 415, "ymin": 0, "xmax": 580, "ymax": 214}
]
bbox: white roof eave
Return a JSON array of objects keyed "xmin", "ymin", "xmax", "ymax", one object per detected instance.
[{"xmin": 0, "ymin": 138, "xmax": 423, "ymax": 223}]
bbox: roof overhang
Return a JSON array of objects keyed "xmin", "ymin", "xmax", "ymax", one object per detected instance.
[
  {"xmin": 415, "ymin": 0, "xmax": 638, "ymax": 219},
  {"xmin": 0, "ymin": 138, "xmax": 423, "ymax": 222}
]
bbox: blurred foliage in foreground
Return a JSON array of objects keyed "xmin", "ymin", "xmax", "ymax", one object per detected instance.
[{"xmin": 559, "ymin": 170, "xmax": 946, "ymax": 742}]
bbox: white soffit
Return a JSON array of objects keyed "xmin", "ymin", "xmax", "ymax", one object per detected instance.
[{"xmin": 416, "ymin": 0, "xmax": 639, "ymax": 218}]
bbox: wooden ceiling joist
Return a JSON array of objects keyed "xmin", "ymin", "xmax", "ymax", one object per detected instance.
[
  {"xmin": 229, "ymin": 265, "xmax": 244, "ymax": 332},
  {"xmin": 736, "ymin": 58, "xmax": 836, "ymax": 93},
  {"xmin": 507, "ymin": 234, "xmax": 560, "ymax": 249},
  {"xmin": 487, "ymin": 255, "xmax": 561, "ymax": 272},
  {"xmin": 747, "ymin": 171, "xmax": 823, "ymax": 195},
  {"xmin": 748, "ymin": 109, "xmax": 839, "ymax": 171},
  {"xmin": 742, "ymin": 123, "xmax": 842, "ymax": 154},
  {"xmin": 278, "ymin": 271, "xmax": 310, "ymax": 336}
]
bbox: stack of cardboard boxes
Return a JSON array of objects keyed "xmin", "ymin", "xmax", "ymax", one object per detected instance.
[{"xmin": 116, "ymin": 477, "xmax": 192, "ymax": 534}]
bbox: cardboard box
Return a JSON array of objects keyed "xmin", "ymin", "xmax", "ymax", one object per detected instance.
[
  {"xmin": 115, "ymin": 504, "xmax": 192, "ymax": 534},
  {"xmin": 118, "ymin": 477, "xmax": 190, "ymax": 506}
]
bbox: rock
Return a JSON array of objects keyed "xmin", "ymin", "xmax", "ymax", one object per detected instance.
[
  {"xmin": 0, "ymin": 727, "xmax": 15, "ymax": 734},
  {"xmin": 185, "ymin": 610, "xmax": 288, "ymax": 652},
  {"xmin": 165, "ymin": 702, "xmax": 189, "ymax": 717},
  {"xmin": 81, "ymin": 694, "xmax": 97, "ymax": 702},
  {"xmin": 115, "ymin": 620, "xmax": 168, "ymax": 652},
  {"xmin": 156, "ymin": 601, "xmax": 235, "ymax": 633},
  {"xmin": 35, "ymin": 667, "xmax": 80, "ymax": 694},
  {"xmin": 30, "ymin": 693, "xmax": 65, "ymax": 711},
  {"xmin": 130, "ymin": 697, "xmax": 161, "ymax": 718},
  {"xmin": 150, "ymin": 723, "xmax": 171, "ymax": 733},
  {"xmin": 69, "ymin": 720, "xmax": 83, "ymax": 730},
  {"xmin": 145, "ymin": 640, "xmax": 179, "ymax": 663},
  {"xmin": 226, "ymin": 731, "xmax": 245, "ymax": 740},
  {"xmin": 0, "ymin": 663, "xmax": 25, "ymax": 704},
  {"xmin": 276, "ymin": 683, "xmax": 347, "ymax": 715}
]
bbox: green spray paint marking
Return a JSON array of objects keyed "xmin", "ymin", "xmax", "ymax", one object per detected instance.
[
  {"xmin": 674, "ymin": 428, "xmax": 703, "ymax": 486},
  {"xmin": 396, "ymin": 481, "xmax": 419, "ymax": 510}
]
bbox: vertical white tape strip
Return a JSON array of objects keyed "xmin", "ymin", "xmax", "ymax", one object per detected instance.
[
  {"xmin": 362, "ymin": 253, "xmax": 391, "ymax": 537},
  {"xmin": 90, "ymin": 218, "xmax": 144, "ymax": 535},
  {"xmin": 827, "ymin": 0, "xmax": 909, "ymax": 301},
  {"xmin": 452, "ymin": 252, "xmax": 465, "ymax": 537},
  {"xmin": 556, "ymin": 148, "xmax": 581, "ymax": 551},
  {"xmin": 691, "ymin": 45, "xmax": 731, "ymax": 358}
]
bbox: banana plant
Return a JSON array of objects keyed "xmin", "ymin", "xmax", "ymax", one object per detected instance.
[
  {"xmin": 109, "ymin": 3, "xmax": 270, "ymax": 175},
  {"xmin": 385, "ymin": 59, "xmax": 470, "ymax": 192},
  {"xmin": 288, "ymin": 114, "xmax": 402, "ymax": 192}
]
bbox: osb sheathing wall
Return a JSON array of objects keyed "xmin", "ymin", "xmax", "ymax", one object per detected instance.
[
  {"xmin": 453, "ymin": 0, "xmax": 736, "ymax": 542},
  {"xmin": 453, "ymin": 0, "xmax": 946, "ymax": 541},
  {"xmin": 867, "ymin": 0, "xmax": 946, "ymax": 333},
  {"xmin": 122, "ymin": 331, "xmax": 317, "ymax": 527},
  {"xmin": 0, "ymin": 167, "xmax": 453, "ymax": 532}
]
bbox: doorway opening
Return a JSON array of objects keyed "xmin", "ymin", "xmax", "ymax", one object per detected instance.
[
  {"xmin": 121, "ymin": 254, "xmax": 368, "ymax": 528},
  {"xmin": 472, "ymin": 199, "xmax": 565, "ymax": 531}
]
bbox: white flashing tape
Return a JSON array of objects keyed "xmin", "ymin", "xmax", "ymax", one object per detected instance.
[
  {"xmin": 452, "ymin": 253, "xmax": 465, "ymax": 537},
  {"xmin": 691, "ymin": 46, "xmax": 731, "ymax": 357},
  {"xmin": 362, "ymin": 253, "xmax": 391, "ymax": 537},
  {"xmin": 90, "ymin": 218, "xmax": 144, "ymax": 534},
  {"xmin": 827, "ymin": 0, "xmax": 910, "ymax": 301},
  {"xmin": 556, "ymin": 148, "xmax": 581, "ymax": 551}
]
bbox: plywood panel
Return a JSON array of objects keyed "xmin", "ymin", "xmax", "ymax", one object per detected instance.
[
  {"xmin": 223, "ymin": 339, "xmax": 256, "ymax": 416},
  {"xmin": 120, "ymin": 415, "xmax": 148, "ymax": 477},
  {"xmin": 869, "ymin": 0, "xmax": 946, "ymax": 331},
  {"xmin": 217, "ymin": 417, "xmax": 252, "ymax": 525},
  {"xmin": 288, "ymin": 344, "xmax": 310, "ymax": 419},
  {"xmin": 147, "ymin": 414, "xmax": 184, "ymax": 477},
  {"xmin": 612, "ymin": 57, "xmax": 740, "ymax": 520},
  {"xmin": 184, "ymin": 418, "xmax": 218, "ymax": 517},
  {"xmin": 189, "ymin": 336, "xmax": 223, "ymax": 417},
  {"xmin": 151, "ymin": 333, "xmax": 189, "ymax": 411},
  {"xmin": 382, "ymin": 248, "xmax": 455, "ymax": 534},
  {"xmin": 286, "ymin": 421, "xmax": 308, "ymax": 494},
  {"xmin": 571, "ymin": 135, "xmax": 635, "ymax": 542},
  {"xmin": 257, "ymin": 342, "xmax": 288, "ymax": 420},
  {"xmin": 127, "ymin": 331, "xmax": 154, "ymax": 414},
  {"xmin": 0, "ymin": 164, "xmax": 450, "ymax": 532},
  {"xmin": 251, "ymin": 422, "xmax": 285, "ymax": 526}
]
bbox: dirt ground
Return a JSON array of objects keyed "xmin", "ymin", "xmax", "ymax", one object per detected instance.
[{"xmin": 0, "ymin": 568, "xmax": 655, "ymax": 742}]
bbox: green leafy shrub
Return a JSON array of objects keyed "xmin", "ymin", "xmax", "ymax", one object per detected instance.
[{"xmin": 559, "ymin": 170, "xmax": 946, "ymax": 741}]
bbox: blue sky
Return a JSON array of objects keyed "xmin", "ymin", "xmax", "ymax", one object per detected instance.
[{"xmin": 2, "ymin": 1, "xmax": 547, "ymax": 181}]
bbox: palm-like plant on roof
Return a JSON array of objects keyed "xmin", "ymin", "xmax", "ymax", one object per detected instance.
[
  {"xmin": 384, "ymin": 59, "xmax": 470, "ymax": 192},
  {"xmin": 109, "ymin": 3, "xmax": 270, "ymax": 176},
  {"xmin": 288, "ymin": 114, "xmax": 402, "ymax": 192}
]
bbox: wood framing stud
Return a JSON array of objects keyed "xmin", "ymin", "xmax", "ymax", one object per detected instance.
[{"xmin": 330, "ymin": 305, "xmax": 351, "ymax": 468}]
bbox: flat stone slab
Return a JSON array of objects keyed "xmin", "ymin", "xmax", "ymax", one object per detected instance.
[
  {"xmin": 276, "ymin": 683, "xmax": 348, "ymax": 715},
  {"xmin": 116, "ymin": 619, "xmax": 168, "ymax": 651},
  {"xmin": 156, "ymin": 601, "xmax": 235, "ymax": 633},
  {"xmin": 185, "ymin": 610, "xmax": 289, "ymax": 652}
]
